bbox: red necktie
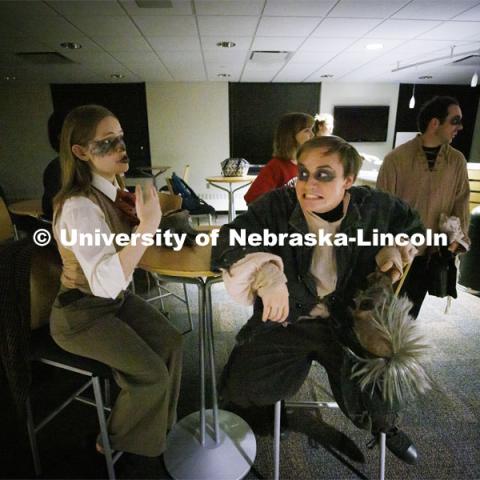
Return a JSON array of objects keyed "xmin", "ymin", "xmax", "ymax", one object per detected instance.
[{"xmin": 114, "ymin": 190, "xmax": 139, "ymax": 226}]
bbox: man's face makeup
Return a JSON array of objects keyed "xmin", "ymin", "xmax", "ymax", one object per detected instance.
[
  {"xmin": 89, "ymin": 135, "xmax": 126, "ymax": 157},
  {"xmin": 449, "ymin": 115, "xmax": 462, "ymax": 126},
  {"xmin": 298, "ymin": 164, "xmax": 336, "ymax": 183},
  {"xmin": 436, "ymin": 104, "xmax": 463, "ymax": 145},
  {"xmin": 295, "ymin": 147, "xmax": 354, "ymax": 214}
]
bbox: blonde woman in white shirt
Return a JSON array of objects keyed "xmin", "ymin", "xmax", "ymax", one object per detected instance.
[{"xmin": 50, "ymin": 105, "xmax": 183, "ymax": 458}]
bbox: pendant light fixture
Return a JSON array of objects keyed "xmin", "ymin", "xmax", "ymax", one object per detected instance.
[
  {"xmin": 409, "ymin": 83, "xmax": 416, "ymax": 109},
  {"xmin": 471, "ymin": 71, "xmax": 478, "ymax": 87}
]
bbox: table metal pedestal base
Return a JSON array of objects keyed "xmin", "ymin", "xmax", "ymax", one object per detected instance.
[{"xmin": 164, "ymin": 409, "xmax": 256, "ymax": 480}]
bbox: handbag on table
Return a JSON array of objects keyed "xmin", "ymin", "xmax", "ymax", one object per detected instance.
[{"xmin": 220, "ymin": 158, "xmax": 250, "ymax": 177}]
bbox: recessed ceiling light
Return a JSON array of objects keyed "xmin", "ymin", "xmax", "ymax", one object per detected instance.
[
  {"xmin": 216, "ymin": 41, "xmax": 236, "ymax": 48},
  {"xmin": 320, "ymin": 74, "xmax": 334, "ymax": 78},
  {"xmin": 3, "ymin": 75, "xmax": 16, "ymax": 81},
  {"xmin": 60, "ymin": 42, "xmax": 82, "ymax": 50},
  {"xmin": 366, "ymin": 43, "xmax": 383, "ymax": 50},
  {"xmin": 111, "ymin": 73, "xmax": 125, "ymax": 79},
  {"xmin": 217, "ymin": 73, "xmax": 231, "ymax": 78},
  {"xmin": 418, "ymin": 75, "xmax": 432, "ymax": 79}
]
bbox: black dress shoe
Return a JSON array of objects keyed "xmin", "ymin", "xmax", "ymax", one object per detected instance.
[{"xmin": 382, "ymin": 428, "xmax": 418, "ymax": 465}]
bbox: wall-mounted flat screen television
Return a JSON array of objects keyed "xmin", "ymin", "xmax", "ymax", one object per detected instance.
[{"xmin": 333, "ymin": 105, "xmax": 389, "ymax": 142}]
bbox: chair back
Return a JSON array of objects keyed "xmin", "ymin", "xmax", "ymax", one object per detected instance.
[
  {"xmin": 159, "ymin": 192, "xmax": 182, "ymax": 214},
  {"xmin": 0, "ymin": 197, "xmax": 15, "ymax": 242},
  {"xmin": 30, "ymin": 246, "xmax": 62, "ymax": 330},
  {"xmin": 468, "ymin": 168, "xmax": 480, "ymax": 212}
]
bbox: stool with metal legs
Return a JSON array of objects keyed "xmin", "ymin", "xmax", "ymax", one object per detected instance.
[
  {"xmin": 138, "ymin": 241, "xmax": 257, "ymax": 480},
  {"xmin": 158, "ymin": 275, "xmax": 256, "ymax": 479},
  {"xmin": 273, "ymin": 397, "xmax": 386, "ymax": 480},
  {"xmin": 273, "ymin": 263, "xmax": 413, "ymax": 480}
]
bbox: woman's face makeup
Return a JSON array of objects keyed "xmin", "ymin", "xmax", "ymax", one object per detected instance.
[
  {"xmin": 89, "ymin": 134, "xmax": 126, "ymax": 157},
  {"xmin": 295, "ymin": 147, "xmax": 354, "ymax": 213},
  {"xmin": 77, "ymin": 116, "xmax": 129, "ymax": 181}
]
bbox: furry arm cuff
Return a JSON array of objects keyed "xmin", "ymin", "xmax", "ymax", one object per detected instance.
[{"xmin": 221, "ymin": 252, "xmax": 287, "ymax": 305}]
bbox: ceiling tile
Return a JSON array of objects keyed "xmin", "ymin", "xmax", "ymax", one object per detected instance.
[
  {"xmin": 62, "ymin": 50, "xmax": 122, "ymax": 65},
  {"xmin": 241, "ymin": 63, "xmax": 279, "ymax": 81},
  {"xmin": 289, "ymin": 51, "xmax": 336, "ymax": 64},
  {"xmin": 274, "ymin": 62, "xmax": 322, "ymax": 81},
  {"xmin": 168, "ymin": 62, "xmax": 206, "ymax": 81},
  {"xmin": 10, "ymin": 15, "xmax": 84, "ymax": 41},
  {"xmin": 123, "ymin": 62, "xmax": 173, "ymax": 80},
  {"xmin": 160, "ymin": 51, "xmax": 204, "ymax": 65},
  {"xmin": 195, "ymin": 0, "xmax": 264, "ymax": 16},
  {"xmin": 134, "ymin": 15, "xmax": 197, "ymax": 36},
  {"xmin": 203, "ymin": 49, "xmax": 248, "ymax": 62},
  {"xmin": 328, "ymin": 0, "xmax": 410, "ymax": 19},
  {"xmin": 452, "ymin": 3, "xmax": 480, "ymax": 21},
  {"xmin": 120, "ymin": 0, "xmax": 193, "ymax": 16},
  {"xmin": 256, "ymin": 16, "xmax": 322, "ymax": 36},
  {"xmin": 364, "ymin": 19, "xmax": 441, "ymax": 39},
  {"xmin": 264, "ymin": 1, "xmax": 336, "ymax": 17},
  {"xmin": 392, "ymin": 1, "xmax": 479, "ymax": 20},
  {"xmin": 95, "ymin": 36, "xmax": 153, "ymax": 52},
  {"xmin": 419, "ymin": 21, "xmax": 480, "ymax": 40},
  {"xmin": 312, "ymin": 17, "xmax": 382, "ymax": 37},
  {"xmin": 44, "ymin": 36, "xmax": 105, "ymax": 52},
  {"xmin": 149, "ymin": 36, "xmax": 201, "ymax": 52},
  {"xmin": 0, "ymin": 1, "xmax": 57, "ymax": 17},
  {"xmin": 69, "ymin": 16, "xmax": 141, "ymax": 38},
  {"xmin": 201, "ymin": 36, "xmax": 253, "ymax": 49},
  {"xmin": 346, "ymin": 38, "xmax": 404, "ymax": 52},
  {"xmin": 299, "ymin": 37, "xmax": 354, "ymax": 53},
  {"xmin": 197, "ymin": 16, "xmax": 258, "ymax": 36},
  {"xmin": 252, "ymin": 36, "xmax": 305, "ymax": 50},
  {"xmin": 110, "ymin": 51, "xmax": 160, "ymax": 64},
  {"xmin": 205, "ymin": 62, "xmax": 242, "ymax": 80},
  {"xmin": 47, "ymin": 1, "xmax": 126, "ymax": 17},
  {"xmin": 0, "ymin": 37, "xmax": 51, "ymax": 53}
]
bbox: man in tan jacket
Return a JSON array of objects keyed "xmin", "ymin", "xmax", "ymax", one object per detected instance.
[{"xmin": 377, "ymin": 96, "xmax": 470, "ymax": 318}]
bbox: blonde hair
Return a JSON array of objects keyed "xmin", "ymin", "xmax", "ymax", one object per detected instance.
[
  {"xmin": 273, "ymin": 112, "xmax": 314, "ymax": 161},
  {"xmin": 312, "ymin": 113, "xmax": 334, "ymax": 136},
  {"xmin": 53, "ymin": 104, "xmax": 125, "ymax": 220}
]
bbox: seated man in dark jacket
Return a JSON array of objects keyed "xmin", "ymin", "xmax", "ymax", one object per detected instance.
[{"xmin": 211, "ymin": 136, "xmax": 427, "ymax": 465}]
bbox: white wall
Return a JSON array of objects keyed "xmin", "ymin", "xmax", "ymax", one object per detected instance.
[
  {"xmin": 0, "ymin": 84, "xmax": 55, "ymax": 201},
  {"xmin": 320, "ymin": 82, "xmax": 400, "ymax": 161},
  {"xmin": 146, "ymin": 82, "xmax": 236, "ymax": 212}
]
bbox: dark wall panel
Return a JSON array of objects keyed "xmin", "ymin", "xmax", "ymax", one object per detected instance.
[
  {"xmin": 396, "ymin": 83, "xmax": 480, "ymax": 159},
  {"xmin": 50, "ymin": 83, "xmax": 151, "ymax": 170},
  {"xmin": 229, "ymin": 83, "xmax": 320, "ymax": 165}
]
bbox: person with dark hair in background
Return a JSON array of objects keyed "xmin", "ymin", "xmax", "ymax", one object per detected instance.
[
  {"xmin": 42, "ymin": 111, "xmax": 66, "ymax": 221},
  {"xmin": 244, "ymin": 112, "xmax": 314, "ymax": 204},
  {"xmin": 377, "ymin": 96, "xmax": 470, "ymax": 318}
]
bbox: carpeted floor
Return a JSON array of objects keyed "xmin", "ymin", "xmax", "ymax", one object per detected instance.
[{"xmin": 3, "ymin": 277, "xmax": 480, "ymax": 480}]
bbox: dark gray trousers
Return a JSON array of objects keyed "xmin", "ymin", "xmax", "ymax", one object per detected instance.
[
  {"xmin": 50, "ymin": 289, "xmax": 183, "ymax": 457},
  {"xmin": 220, "ymin": 317, "xmax": 399, "ymax": 433}
]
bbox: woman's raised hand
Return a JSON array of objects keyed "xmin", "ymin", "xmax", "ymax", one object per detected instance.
[{"xmin": 135, "ymin": 184, "xmax": 162, "ymax": 233}]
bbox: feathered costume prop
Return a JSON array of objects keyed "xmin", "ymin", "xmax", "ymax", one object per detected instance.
[{"xmin": 346, "ymin": 271, "xmax": 432, "ymax": 407}]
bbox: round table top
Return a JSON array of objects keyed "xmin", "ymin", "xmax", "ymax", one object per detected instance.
[
  {"xmin": 139, "ymin": 243, "xmax": 218, "ymax": 278},
  {"xmin": 8, "ymin": 199, "xmax": 43, "ymax": 218},
  {"xmin": 206, "ymin": 175, "xmax": 256, "ymax": 183}
]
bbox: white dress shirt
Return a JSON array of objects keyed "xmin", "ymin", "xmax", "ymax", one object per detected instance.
[{"xmin": 55, "ymin": 173, "xmax": 132, "ymax": 299}]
